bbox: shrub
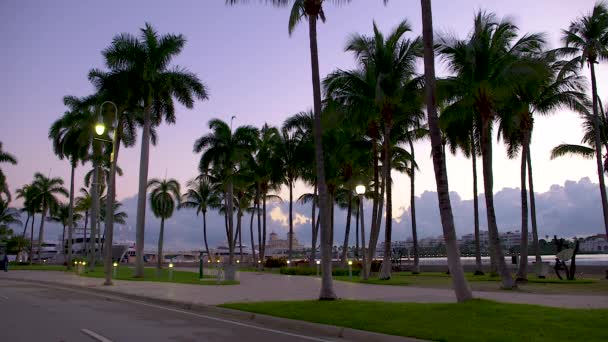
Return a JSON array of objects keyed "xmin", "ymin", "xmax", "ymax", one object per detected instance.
[
  {"xmin": 279, "ymin": 266, "xmax": 361, "ymax": 277},
  {"xmin": 265, "ymin": 258, "xmax": 287, "ymax": 268}
]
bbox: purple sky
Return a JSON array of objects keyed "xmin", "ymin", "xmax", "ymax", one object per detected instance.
[{"xmin": 1, "ymin": 0, "xmax": 604, "ymax": 220}]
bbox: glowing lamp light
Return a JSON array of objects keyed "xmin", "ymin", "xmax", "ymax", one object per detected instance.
[
  {"xmin": 168, "ymin": 263, "xmax": 174, "ymax": 268},
  {"xmin": 286, "ymin": 260, "xmax": 290, "ymax": 264},
  {"xmin": 216, "ymin": 259, "xmax": 220, "ymax": 264},
  {"xmin": 257, "ymin": 260, "xmax": 261, "ymax": 264},
  {"xmin": 95, "ymin": 123, "xmax": 106, "ymax": 136},
  {"xmin": 82, "ymin": 261, "xmax": 86, "ymax": 266},
  {"xmin": 316, "ymin": 260, "xmax": 320, "ymax": 265},
  {"xmin": 236, "ymin": 260, "xmax": 240, "ymax": 264},
  {"xmin": 355, "ymin": 185, "xmax": 366, "ymax": 195},
  {"xmin": 207, "ymin": 259, "xmax": 211, "ymax": 263},
  {"xmin": 348, "ymin": 260, "xmax": 353, "ymax": 266},
  {"xmin": 112, "ymin": 262, "xmax": 118, "ymax": 267}
]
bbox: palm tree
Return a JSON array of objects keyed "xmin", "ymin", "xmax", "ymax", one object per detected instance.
[
  {"xmin": 420, "ymin": 0, "xmax": 473, "ymax": 302},
  {"xmin": 15, "ymin": 184, "xmax": 40, "ymax": 262},
  {"xmin": 560, "ymin": 2, "xmax": 608, "ymax": 238},
  {"xmin": 49, "ymin": 105, "xmax": 93, "ymax": 268},
  {"xmin": 194, "ymin": 119, "xmax": 258, "ymax": 279},
  {"xmin": 103, "ymin": 23, "xmax": 208, "ymax": 277},
  {"xmin": 276, "ymin": 127, "xmax": 303, "ymax": 262},
  {"xmin": 439, "ymin": 12, "xmax": 545, "ymax": 289},
  {"xmin": 501, "ymin": 52, "xmax": 589, "ymax": 280},
  {"xmin": 148, "ymin": 178, "xmax": 181, "ymax": 270},
  {"xmin": 31, "ymin": 173, "xmax": 68, "ymax": 262},
  {"xmin": 46, "ymin": 203, "xmax": 83, "ymax": 255},
  {"xmin": 0, "ymin": 199, "xmax": 22, "ymax": 238},
  {"xmin": 0, "ymin": 142, "xmax": 18, "ymax": 201},
  {"xmin": 180, "ymin": 175, "xmax": 218, "ymax": 258}
]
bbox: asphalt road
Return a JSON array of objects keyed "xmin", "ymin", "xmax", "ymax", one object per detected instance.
[{"xmin": 0, "ymin": 281, "xmax": 333, "ymax": 342}]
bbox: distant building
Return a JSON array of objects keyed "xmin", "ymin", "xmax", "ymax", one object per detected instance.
[
  {"xmin": 580, "ymin": 234, "xmax": 608, "ymax": 253},
  {"xmin": 266, "ymin": 231, "xmax": 304, "ymax": 257},
  {"xmin": 461, "ymin": 230, "xmax": 531, "ymax": 251}
]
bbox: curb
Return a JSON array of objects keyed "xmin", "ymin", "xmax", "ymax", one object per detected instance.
[{"xmin": 1, "ymin": 276, "xmax": 423, "ymax": 342}]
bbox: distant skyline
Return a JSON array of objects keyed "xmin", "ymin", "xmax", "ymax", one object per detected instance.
[{"xmin": 1, "ymin": 0, "xmax": 606, "ymax": 224}]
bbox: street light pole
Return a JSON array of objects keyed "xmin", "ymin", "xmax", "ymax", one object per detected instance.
[
  {"xmin": 356, "ymin": 185, "xmax": 368, "ymax": 280},
  {"xmin": 95, "ymin": 101, "xmax": 119, "ymax": 286}
]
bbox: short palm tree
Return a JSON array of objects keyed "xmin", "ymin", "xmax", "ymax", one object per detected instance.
[
  {"xmin": 194, "ymin": 119, "xmax": 258, "ymax": 277},
  {"xmin": 15, "ymin": 184, "xmax": 40, "ymax": 262},
  {"xmin": 103, "ymin": 23, "xmax": 208, "ymax": 277},
  {"xmin": 46, "ymin": 203, "xmax": 83, "ymax": 254},
  {"xmin": 0, "ymin": 198, "xmax": 22, "ymax": 239},
  {"xmin": 180, "ymin": 175, "xmax": 218, "ymax": 258},
  {"xmin": 31, "ymin": 173, "xmax": 68, "ymax": 262},
  {"xmin": 0, "ymin": 142, "xmax": 18, "ymax": 201},
  {"xmin": 148, "ymin": 178, "xmax": 181, "ymax": 270},
  {"xmin": 560, "ymin": 2, "xmax": 608, "ymax": 238}
]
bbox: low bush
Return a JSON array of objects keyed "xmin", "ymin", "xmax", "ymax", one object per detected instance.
[
  {"xmin": 264, "ymin": 258, "xmax": 287, "ymax": 268},
  {"xmin": 280, "ymin": 266, "xmax": 361, "ymax": 276}
]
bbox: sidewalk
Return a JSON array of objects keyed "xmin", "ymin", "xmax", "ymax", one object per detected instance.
[{"xmin": 2, "ymin": 269, "xmax": 608, "ymax": 308}]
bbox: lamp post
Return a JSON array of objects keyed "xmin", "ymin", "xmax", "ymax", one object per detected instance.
[
  {"xmin": 348, "ymin": 260, "xmax": 353, "ymax": 279},
  {"xmin": 168, "ymin": 263, "xmax": 174, "ymax": 281},
  {"xmin": 95, "ymin": 101, "xmax": 119, "ymax": 287},
  {"xmin": 355, "ymin": 184, "xmax": 368, "ymax": 280},
  {"xmin": 316, "ymin": 259, "xmax": 320, "ymax": 277},
  {"xmin": 112, "ymin": 261, "xmax": 118, "ymax": 279}
]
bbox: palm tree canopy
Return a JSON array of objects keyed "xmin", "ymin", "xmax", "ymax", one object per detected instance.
[
  {"xmin": 47, "ymin": 203, "xmax": 83, "ymax": 227},
  {"xmin": 180, "ymin": 175, "xmax": 218, "ymax": 216},
  {"xmin": 148, "ymin": 178, "xmax": 181, "ymax": 219},
  {"xmin": 0, "ymin": 198, "xmax": 22, "ymax": 232},
  {"xmin": 0, "ymin": 142, "xmax": 18, "ymax": 201},
  {"xmin": 560, "ymin": 2, "xmax": 608, "ymax": 65},
  {"xmin": 31, "ymin": 173, "xmax": 68, "ymax": 214},
  {"xmin": 102, "ymin": 23, "xmax": 208, "ymax": 120}
]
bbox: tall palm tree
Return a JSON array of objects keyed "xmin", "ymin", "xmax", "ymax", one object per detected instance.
[
  {"xmin": 49, "ymin": 105, "xmax": 93, "ymax": 268},
  {"xmin": 194, "ymin": 119, "xmax": 258, "ymax": 279},
  {"xmin": 0, "ymin": 142, "xmax": 18, "ymax": 201},
  {"xmin": 420, "ymin": 0, "xmax": 473, "ymax": 302},
  {"xmin": 439, "ymin": 12, "xmax": 544, "ymax": 289},
  {"xmin": 180, "ymin": 175, "xmax": 218, "ymax": 258},
  {"xmin": 148, "ymin": 178, "xmax": 181, "ymax": 270},
  {"xmin": 31, "ymin": 173, "xmax": 68, "ymax": 262},
  {"xmin": 103, "ymin": 23, "xmax": 208, "ymax": 277},
  {"xmin": 501, "ymin": 52, "xmax": 588, "ymax": 280},
  {"xmin": 276, "ymin": 127, "xmax": 303, "ymax": 262},
  {"xmin": 46, "ymin": 203, "xmax": 83, "ymax": 255},
  {"xmin": 560, "ymin": 2, "xmax": 608, "ymax": 238}
]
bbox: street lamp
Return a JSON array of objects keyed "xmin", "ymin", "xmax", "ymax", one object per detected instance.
[
  {"xmin": 355, "ymin": 184, "xmax": 367, "ymax": 279},
  {"xmin": 96, "ymin": 101, "xmax": 119, "ymax": 287},
  {"xmin": 316, "ymin": 259, "xmax": 320, "ymax": 277}
]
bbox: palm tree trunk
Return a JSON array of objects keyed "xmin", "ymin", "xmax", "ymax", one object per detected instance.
[
  {"xmin": 67, "ymin": 162, "xmax": 76, "ymax": 270},
  {"xmin": 262, "ymin": 192, "xmax": 267, "ymax": 265},
  {"xmin": 238, "ymin": 210, "xmax": 243, "ymax": 264},
  {"xmin": 471, "ymin": 137, "xmax": 483, "ymax": 274},
  {"xmin": 367, "ymin": 161, "xmax": 385, "ymax": 276},
  {"xmin": 21, "ymin": 214, "xmax": 30, "ymax": 240},
  {"xmin": 516, "ymin": 142, "xmax": 529, "ymax": 282},
  {"xmin": 308, "ymin": 12, "xmax": 336, "ymax": 300},
  {"xmin": 37, "ymin": 206, "xmax": 47, "ymax": 263},
  {"xmin": 480, "ymin": 116, "xmax": 515, "ymax": 289},
  {"xmin": 202, "ymin": 211, "xmax": 210, "ymax": 260},
  {"xmin": 420, "ymin": 0, "xmax": 473, "ymax": 302},
  {"xmin": 104, "ymin": 122, "xmax": 122, "ymax": 285},
  {"xmin": 134, "ymin": 106, "xmax": 152, "ymax": 278},
  {"xmin": 226, "ymin": 181, "xmax": 235, "ymax": 271},
  {"xmin": 89, "ymin": 159, "xmax": 100, "ymax": 272},
  {"xmin": 61, "ymin": 224, "xmax": 66, "ymax": 256},
  {"xmin": 380, "ymin": 124, "xmax": 393, "ymax": 280},
  {"xmin": 157, "ymin": 217, "xmax": 164, "ymax": 270},
  {"xmin": 589, "ymin": 62, "xmax": 608, "ymax": 238},
  {"xmin": 341, "ymin": 185, "xmax": 353, "ymax": 266},
  {"xmin": 29, "ymin": 214, "xmax": 35, "ymax": 264},
  {"xmin": 408, "ymin": 137, "xmax": 420, "ymax": 273},
  {"xmin": 288, "ymin": 179, "xmax": 293, "ymax": 262},
  {"xmin": 526, "ymin": 143, "xmax": 542, "ymax": 277},
  {"xmin": 257, "ymin": 188, "xmax": 263, "ymax": 268},
  {"xmin": 355, "ymin": 202, "xmax": 359, "ymax": 260},
  {"xmin": 360, "ymin": 196, "xmax": 368, "ymax": 280},
  {"xmin": 249, "ymin": 207, "xmax": 256, "ymax": 264},
  {"xmin": 310, "ymin": 184, "xmax": 317, "ymax": 266}
]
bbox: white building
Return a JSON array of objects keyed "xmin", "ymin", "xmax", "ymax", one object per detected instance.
[{"xmin": 580, "ymin": 234, "xmax": 608, "ymax": 253}]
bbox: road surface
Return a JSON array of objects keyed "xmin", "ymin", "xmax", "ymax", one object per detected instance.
[{"xmin": 0, "ymin": 280, "xmax": 333, "ymax": 342}]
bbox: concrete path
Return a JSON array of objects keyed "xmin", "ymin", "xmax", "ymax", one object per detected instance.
[{"xmin": 2, "ymin": 270, "xmax": 608, "ymax": 308}]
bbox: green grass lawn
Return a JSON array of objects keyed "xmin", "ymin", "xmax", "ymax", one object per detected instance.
[
  {"xmin": 8, "ymin": 263, "xmax": 238, "ymax": 285},
  {"xmin": 221, "ymin": 299, "xmax": 608, "ymax": 342},
  {"xmin": 332, "ymin": 271, "xmax": 608, "ymax": 295}
]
